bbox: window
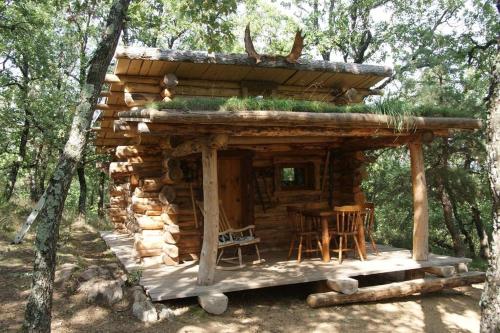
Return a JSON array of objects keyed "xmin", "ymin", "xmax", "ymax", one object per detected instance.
[{"xmin": 279, "ymin": 163, "xmax": 315, "ymax": 190}]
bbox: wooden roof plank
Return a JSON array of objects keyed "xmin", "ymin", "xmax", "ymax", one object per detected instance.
[{"xmin": 115, "ymin": 47, "xmax": 393, "ymax": 78}]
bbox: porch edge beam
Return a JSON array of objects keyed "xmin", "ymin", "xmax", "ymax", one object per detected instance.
[
  {"xmin": 197, "ymin": 145, "xmax": 219, "ymax": 286},
  {"xmin": 409, "ymin": 141, "xmax": 429, "ymax": 261}
]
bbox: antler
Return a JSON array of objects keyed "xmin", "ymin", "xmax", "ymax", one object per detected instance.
[
  {"xmin": 244, "ymin": 24, "xmax": 262, "ymax": 64},
  {"xmin": 285, "ymin": 29, "xmax": 304, "ymax": 63}
]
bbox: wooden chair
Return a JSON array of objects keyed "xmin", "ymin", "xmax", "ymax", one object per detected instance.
[
  {"xmin": 330, "ymin": 205, "xmax": 365, "ymax": 264},
  {"xmin": 286, "ymin": 206, "xmax": 323, "ymax": 262},
  {"xmin": 362, "ymin": 202, "xmax": 379, "ymax": 255},
  {"xmin": 197, "ymin": 201, "xmax": 263, "ymax": 270}
]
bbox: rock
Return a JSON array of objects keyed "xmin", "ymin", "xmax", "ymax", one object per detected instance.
[
  {"xmin": 79, "ymin": 266, "xmax": 99, "ymax": 281},
  {"xmin": 78, "ymin": 278, "xmax": 123, "ymax": 306},
  {"xmin": 132, "ymin": 299, "xmax": 158, "ymax": 323},
  {"xmin": 157, "ymin": 304, "xmax": 174, "ymax": 321},
  {"xmin": 198, "ymin": 292, "xmax": 228, "ymax": 315},
  {"xmin": 132, "ymin": 286, "xmax": 147, "ymax": 303},
  {"xmin": 55, "ymin": 263, "xmax": 78, "ymax": 285},
  {"xmin": 79, "ymin": 265, "xmax": 114, "ymax": 282}
]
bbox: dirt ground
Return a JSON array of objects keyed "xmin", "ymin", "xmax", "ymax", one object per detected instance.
[{"xmin": 0, "ymin": 223, "xmax": 483, "ymax": 333}]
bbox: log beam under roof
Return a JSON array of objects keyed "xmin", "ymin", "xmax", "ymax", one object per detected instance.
[{"xmin": 116, "ymin": 109, "xmax": 482, "ymax": 131}]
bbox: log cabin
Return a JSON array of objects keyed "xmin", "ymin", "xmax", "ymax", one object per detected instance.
[{"xmin": 95, "ymin": 46, "xmax": 484, "ymax": 312}]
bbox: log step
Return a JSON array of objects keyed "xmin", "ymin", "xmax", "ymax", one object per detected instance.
[{"xmin": 307, "ymin": 271, "xmax": 485, "ymax": 308}]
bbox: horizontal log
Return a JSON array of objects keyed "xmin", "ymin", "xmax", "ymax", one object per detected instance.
[
  {"xmin": 105, "ymin": 73, "xmax": 161, "ymax": 85},
  {"xmin": 306, "ymin": 272, "xmax": 485, "ymax": 308},
  {"xmin": 145, "ymin": 210, "xmax": 162, "ymax": 216},
  {"xmin": 116, "ymin": 145, "xmax": 162, "ymax": 158},
  {"xmin": 141, "ymin": 229, "xmax": 164, "ymax": 237},
  {"xmin": 133, "ymin": 188, "xmax": 159, "ymax": 198},
  {"xmin": 171, "ymin": 134, "xmax": 228, "ymax": 157},
  {"xmin": 132, "ymin": 196, "xmax": 162, "ymax": 206},
  {"xmin": 124, "ymin": 91, "xmax": 161, "ymax": 107},
  {"xmin": 115, "ymin": 47, "xmax": 394, "ymax": 77},
  {"xmin": 121, "ymin": 82, "xmax": 161, "ymax": 94},
  {"xmin": 137, "ymin": 216, "xmax": 164, "ymax": 230},
  {"xmin": 96, "ymin": 103, "xmax": 131, "ymax": 111},
  {"xmin": 423, "ymin": 266, "xmax": 456, "ymax": 277},
  {"xmin": 135, "ymin": 248, "xmax": 162, "ymax": 258},
  {"xmin": 133, "ymin": 110, "xmax": 482, "ymax": 131},
  {"xmin": 134, "ymin": 237, "xmax": 165, "ymax": 251},
  {"xmin": 131, "ymin": 122, "xmax": 438, "ymax": 138}
]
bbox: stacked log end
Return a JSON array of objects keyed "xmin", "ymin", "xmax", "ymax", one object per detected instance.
[{"xmin": 108, "ymin": 181, "xmax": 130, "ymax": 233}]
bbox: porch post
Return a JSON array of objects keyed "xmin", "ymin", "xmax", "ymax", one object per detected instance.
[
  {"xmin": 409, "ymin": 141, "xmax": 429, "ymax": 261},
  {"xmin": 197, "ymin": 144, "xmax": 219, "ymax": 285}
]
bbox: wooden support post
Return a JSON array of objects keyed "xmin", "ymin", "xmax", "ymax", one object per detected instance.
[
  {"xmin": 409, "ymin": 141, "xmax": 429, "ymax": 261},
  {"xmin": 197, "ymin": 145, "xmax": 219, "ymax": 286}
]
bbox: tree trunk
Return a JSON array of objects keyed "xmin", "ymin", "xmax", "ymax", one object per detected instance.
[
  {"xmin": 77, "ymin": 162, "xmax": 87, "ymax": 222},
  {"xmin": 435, "ymin": 139, "xmax": 465, "ymax": 257},
  {"xmin": 97, "ymin": 171, "xmax": 106, "ymax": 219},
  {"xmin": 449, "ymin": 192, "xmax": 476, "ymax": 257},
  {"xmin": 4, "ymin": 116, "xmax": 29, "ymax": 201},
  {"xmin": 471, "ymin": 205, "xmax": 490, "ymax": 260},
  {"xmin": 22, "ymin": 1, "xmax": 130, "ymax": 332},
  {"xmin": 480, "ymin": 4, "xmax": 500, "ymax": 329},
  {"xmin": 29, "ymin": 143, "xmax": 44, "ymax": 203}
]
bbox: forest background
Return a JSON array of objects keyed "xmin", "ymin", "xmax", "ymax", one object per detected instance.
[{"xmin": 0, "ymin": 0, "xmax": 498, "ymax": 268}]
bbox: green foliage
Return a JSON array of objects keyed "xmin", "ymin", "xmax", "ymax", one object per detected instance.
[{"xmin": 0, "ymin": 0, "xmax": 496, "ymax": 262}]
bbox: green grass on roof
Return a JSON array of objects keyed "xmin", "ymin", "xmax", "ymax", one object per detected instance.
[{"xmin": 149, "ymin": 97, "xmax": 469, "ymax": 117}]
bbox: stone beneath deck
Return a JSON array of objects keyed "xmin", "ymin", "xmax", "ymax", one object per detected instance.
[{"xmin": 198, "ymin": 292, "xmax": 228, "ymax": 315}]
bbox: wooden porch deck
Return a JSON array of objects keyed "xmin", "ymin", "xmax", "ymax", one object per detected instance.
[{"xmin": 101, "ymin": 231, "xmax": 471, "ymax": 302}]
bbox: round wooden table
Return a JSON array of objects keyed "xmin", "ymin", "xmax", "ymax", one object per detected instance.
[{"xmin": 301, "ymin": 208, "xmax": 366, "ymax": 262}]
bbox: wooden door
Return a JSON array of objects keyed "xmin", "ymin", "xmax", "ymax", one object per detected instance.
[{"xmin": 218, "ymin": 153, "xmax": 253, "ymax": 228}]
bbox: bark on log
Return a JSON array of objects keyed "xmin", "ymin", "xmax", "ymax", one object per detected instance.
[
  {"xmin": 307, "ymin": 272, "xmax": 485, "ymax": 308},
  {"xmin": 119, "ymin": 109, "xmax": 482, "ymax": 131}
]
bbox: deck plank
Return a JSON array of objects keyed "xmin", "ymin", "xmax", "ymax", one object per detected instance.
[{"xmin": 100, "ymin": 231, "xmax": 471, "ymax": 301}]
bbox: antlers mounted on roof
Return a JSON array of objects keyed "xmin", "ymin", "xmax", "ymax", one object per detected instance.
[{"xmin": 244, "ymin": 24, "xmax": 304, "ymax": 64}]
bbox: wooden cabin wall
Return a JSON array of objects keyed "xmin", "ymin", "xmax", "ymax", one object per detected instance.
[
  {"xmin": 106, "ymin": 145, "xmax": 202, "ymax": 266},
  {"xmin": 105, "ymin": 146, "xmax": 367, "ymax": 265},
  {"xmin": 251, "ymin": 150, "xmax": 366, "ymax": 251}
]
